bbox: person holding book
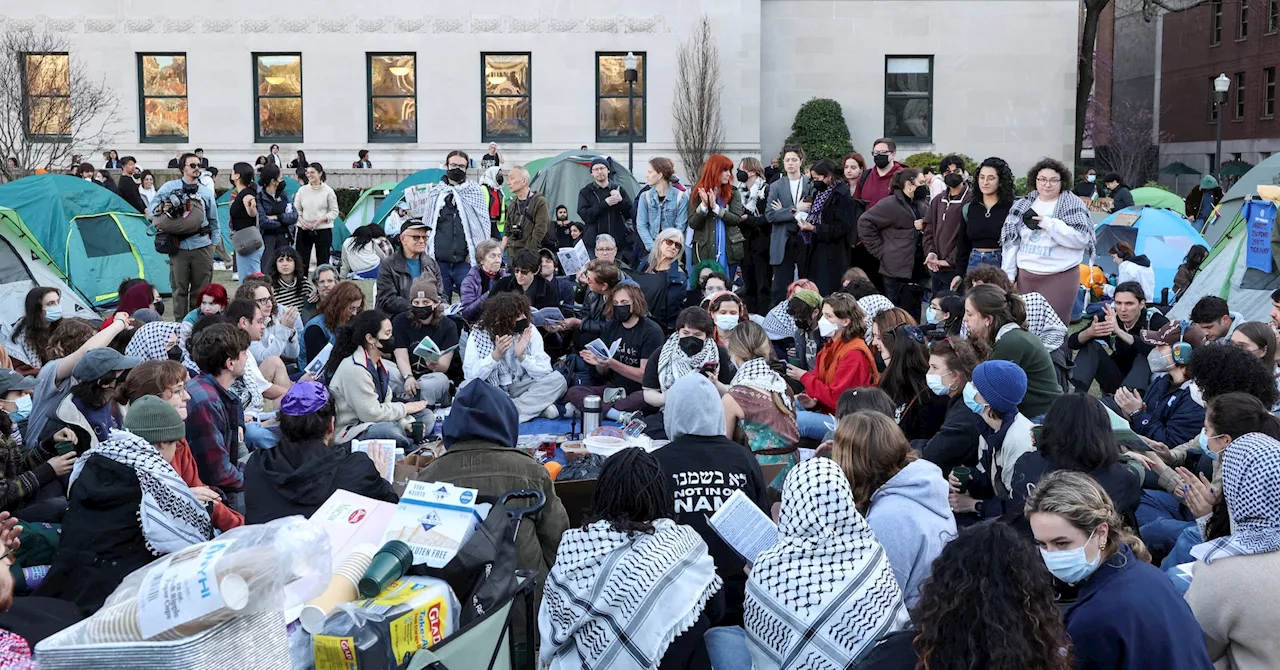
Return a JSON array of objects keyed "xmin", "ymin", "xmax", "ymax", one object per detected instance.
[
  {"xmin": 391, "ymin": 276, "xmax": 458, "ymax": 407},
  {"xmin": 462, "ymin": 293, "xmax": 568, "ymax": 422},
  {"xmin": 489, "ymin": 248, "xmax": 562, "ymax": 313},
  {"xmin": 565, "ymin": 283, "xmax": 665, "ymax": 424}
]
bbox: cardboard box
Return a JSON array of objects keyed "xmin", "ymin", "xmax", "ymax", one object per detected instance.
[
  {"xmin": 309, "ymin": 489, "xmax": 399, "ymax": 566},
  {"xmin": 382, "ymin": 481, "xmax": 485, "ymax": 568},
  {"xmin": 392, "ymin": 453, "xmax": 435, "ymax": 497}
]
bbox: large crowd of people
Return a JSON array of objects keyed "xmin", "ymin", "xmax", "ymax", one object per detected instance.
[{"xmin": 0, "ymin": 141, "xmax": 1275, "ymax": 669}]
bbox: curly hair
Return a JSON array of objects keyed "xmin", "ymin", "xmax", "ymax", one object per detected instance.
[
  {"xmin": 1026, "ymin": 157, "xmax": 1072, "ymax": 194},
  {"xmin": 976, "ymin": 156, "xmax": 1016, "ymax": 206},
  {"xmin": 822, "ymin": 293, "xmax": 867, "ymax": 342},
  {"xmin": 270, "ymin": 246, "xmax": 304, "ymax": 285},
  {"xmin": 478, "ymin": 292, "xmax": 531, "ymax": 338},
  {"xmin": 961, "ymin": 264, "xmax": 1014, "ymax": 292},
  {"xmin": 1191, "ymin": 343, "xmax": 1279, "ymax": 408},
  {"xmin": 582, "ymin": 447, "xmax": 673, "ymax": 534},
  {"xmin": 318, "ymin": 281, "xmax": 365, "ymax": 329},
  {"xmin": 912, "ymin": 522, "xmax": 1073, "ymax": 670},
  {"xmin": 45, "ymin": 318, "xmax": 97, "ymax": 360}
]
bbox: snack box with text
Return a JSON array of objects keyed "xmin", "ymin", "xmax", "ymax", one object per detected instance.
[{"xmin": 382, "ymin": 481, "xmax": 485, "ymax": 568}]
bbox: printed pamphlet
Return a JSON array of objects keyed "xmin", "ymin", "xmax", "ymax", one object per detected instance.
[{"xmin": 707, "ymin": 489, "xmax": 778, "ymax": 564}]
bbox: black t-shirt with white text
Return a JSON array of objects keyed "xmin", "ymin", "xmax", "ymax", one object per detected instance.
[{"xmin": 601, "ymin": 317, "xmax": 664, "ymax": 394}]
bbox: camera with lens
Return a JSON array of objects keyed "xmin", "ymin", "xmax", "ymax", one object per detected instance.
[{"xmin": 920, "ymin": 322, "xmax": 949, "ymax": 342}]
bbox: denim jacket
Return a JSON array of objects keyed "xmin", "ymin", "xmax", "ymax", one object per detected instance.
[
  {"xmin": 635, "ymin": 185, "xmax": 689, "ymax": 251},
  {"xmin": 150, "ymin": 178, "xmax": 220, "ymax": 251}
]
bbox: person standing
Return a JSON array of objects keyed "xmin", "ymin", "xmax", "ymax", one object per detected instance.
[
  {"xmin": 956, "ymin": 157, "xmax": 1016, "ymax": 275},
  {"xmin": 689, "ymin": 154, "xmax": 745, "ymax": 285},
  {"xmin": 292, "ymin": 163, "xmax": 338, "ymax": 279},
  {"xmin": 1104, "ymin": 173, "xmax": 1134, "ymax": 211},
  {"xmin": 266, "ymin": 144, "xmax": 284, "ymax": 168},
  {"xmin": 853, "ymin": 138, "xmax": 906, "ymax": 208},
  {"xmin": 115, "ymin": 156, "xmax": 146, "ymax": 213},
  {"xmin": 422, "ymin": 151, "xmax": 492, "ymax": 301},
  {"xmin": 228, "ymin": 162, "xmax": 264, "ymax": 279},
  {"xmin": 552, "ymin": 205, "xmax": 575, "ymax": 249},
  {"xmin": 635, "ymin": 157, "xmax": 689, "ymax": 257},
  {"xmin": 922, "ymin": 159, "xmax": 972, "ymax": 295},
  {"xmin": 288, "ymin": 150, "xmax": 309, "ymax": 184},
  {"xmin": 1072, "ymin": 167, "xmax": 1101, "ymax": 200},
  {"xmin": 255, "ymin": 164, "xmax": 297, "ymax": 271},
  {"xmin": 859, "ymin": 169, "xmax": 926, "ymax": 309},
  {"xmin": 150, "ymin": 152, "xmax": 219, "ymax": 317},
  {"xmin": 504, "ymin": 166, "xmax": 552, "ymax": 253},
  {"xmin": 480, "ymin": 143, "xmax": 501, "ymax": 170},
  {"xmin": 765, "ymin": 146, "xmax": 811, "ymax": 306},
  {"xmin": 798, "ymin": 159, "xmax": 853, "ymax": 296},
  {"xmin": 352, "ymin": 150, "xmax": 372, "ymax": 169},
  {"xmin": 576, "ymin": 157, "xmax": 633, "ymax": 261},
  {"xmin": 737, "ymin": 157, "xmax": 772, "ymax": 314},
  {"xmin": 194, "ymin": 148, "xmax": 209, "ymax": 170}
]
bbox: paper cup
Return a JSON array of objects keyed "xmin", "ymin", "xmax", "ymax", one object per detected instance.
[{"xmin": 300, "ymin": 544, "xmax": 377, "ymax": 634}]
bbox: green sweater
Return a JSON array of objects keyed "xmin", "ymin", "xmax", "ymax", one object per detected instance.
[{"xmin": 991, "ymin": 326, "xmax": 1059, "ymax": 417}]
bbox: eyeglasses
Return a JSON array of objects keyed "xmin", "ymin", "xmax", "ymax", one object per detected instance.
[
  {"xmin": 513, "ymin": 268, "xmax": 535, "ymax": 276},
  {"xmin": 184, "ymin": 163, "xmax": 200, "ymax": 169},
  {"xmin": 596, "ymin": 246, "xmax": 616, "ymax": 253},
  {"xmin": 1036, "ymin": 177, "xmax": 1062, "ymax": 185},
  {"xmin": 401, "ymin": 233, "xmax": 427, "ymax": 242},
  {"xmin": 660, "ymin": 238, "xmax": 681, "ymax": 247},
  {"xmin": 254, "ymin": 296, "xmax": 272, "ymax": 306},
  {"xmin": 446, "ymin": 163, "xmax": 468, "ymax": 170}
]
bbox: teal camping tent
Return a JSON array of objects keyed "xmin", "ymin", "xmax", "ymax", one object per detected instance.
[
  {"xmin": 345, "ymin": 182, "xmax": 398, "ymax": 231},
  {"xmin": 1170, "ymin": 199, "xmax": 1280, "ymax": 323},
  {"xmin": 0, "ymin": 175, "xmax": 171, "ymax": 306},
  {"xmin": 1093, "ymin": 207, "xmax": 1207, "ymax": 303},
  {"xmin": 367, "ymin": 169, "xmax": 447, "ymax": 229},
  {"xmin": 1199, "ymin": 153, "xmax": 1280, "ymax": 245},
  {"xmin": 216, "ymin": 176, "xmax": 347, "ymax": 264}
]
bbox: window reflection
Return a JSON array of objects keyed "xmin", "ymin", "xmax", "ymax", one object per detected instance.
[
  {"xmin": 255, "ymin": 54, "xmax": 302, "ymax": 140},
  {"xmin": 23, "ymin": 54, "xmax": 70, "ymax": 137},
  {"xmin": 596, "ymin": 53, "xmax": 645, "ymax": 141},
  {"xmin": 140, "ymin": 54, "xmax": 188, "ymax": 139},
  {"xmin": 370, "ymin": 55, "xmax": 416, "ymax": 139},
  {"xmin": 884, "ymin": 57, "xmax": 932, "ymax": 141},
  {"xmin": 483, "ymin": 54, "xmax": 531, "ymax": 141}
]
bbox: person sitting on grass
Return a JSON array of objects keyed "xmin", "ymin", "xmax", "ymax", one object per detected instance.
[
  {"xmin": 462, "ymin": 293, "xmax": 569, "ymax": 423},
  {"xmin": 326, "ymin": 310, "xmax": 431, "ymax": 450},
  {"xmin": 391, "ymin": 276, "xmax": 457, "ymax": 407}
]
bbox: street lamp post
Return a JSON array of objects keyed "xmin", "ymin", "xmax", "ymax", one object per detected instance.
[
  {"xmin": 624, "ymin": 52, "xmax": 638, "ymax": 172},
  {"xmin": 1213, "ymin": 73, "xmax": 1231, "ymax": 181}
]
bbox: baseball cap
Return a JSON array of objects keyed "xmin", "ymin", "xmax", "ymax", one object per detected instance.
[
  {"xmin": 72, "ymin": 348, "xmax": 142, "ymax": 382},
  {"xmin": 401, "ymin": 218, "xmax": 431, "ymax": 232},
  {"xmin": 0, "ymin": 370, "xmax": 36, "ymax": 395},
  {"xmin": 1141, "ymin": 321, "xmax": 1207, "ymax": 349}
]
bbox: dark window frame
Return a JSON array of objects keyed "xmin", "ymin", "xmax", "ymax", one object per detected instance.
[
  {"xmin": 1264, "ymin": 67, "xmax": 1276, "ymax": 119},
  {"xmin": 366, "ymin": 52, "xmax": 418, "ymax": 143},
  {"xmin": 136, "ymin": 53, "xmax": 189, "ymax": 143},
  {"xmin": 595, "ymin": 51, "xmax": 647, "ymax": 144},
  {"xmin": 481, "ymin": 52, "xmax": 532, "ymax": 143},
  {"xmin": 1239, "ymin": 0, "xmax": 1250, "ymax": 39},
  {"xmin": 884, "ymin": 55, "xmax": 934, "ymax": 144},
  {"xmin": 1236, "ymin": 72, "xmax": 1246, "ymax": 120},
  {"xmin": 1268, "ymin": 0, "xmax": 1279, "ymax": 33},
  {"xmin": 21, "ymin": 51, "xmax": 71, "ymax": 141},
  {"xmin": 252, "ymin": 52, "xmax": 303, "ymax": 143},
  {"xmin": 1211, "ymin": 0, "xmax": 1223, "ymax": 44}
]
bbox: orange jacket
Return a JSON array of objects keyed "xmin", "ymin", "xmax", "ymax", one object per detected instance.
[
  {"xmin": 800, "ymin": 336, "xmax": 880, "ymax": 413},
  {"xmin": 171, "ymin": 439, "xmax": 244, "ymax": 532}
]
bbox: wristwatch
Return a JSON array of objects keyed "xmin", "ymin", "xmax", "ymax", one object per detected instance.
[{"xmin": 973, "ymin": 500, "xmax": 986, "ymax": 516}]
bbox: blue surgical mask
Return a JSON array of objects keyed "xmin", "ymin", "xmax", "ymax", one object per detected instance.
[
  {"xmin": 962, "ymin": 382, "xmax": 985, "ymax": 415},
  {"xmin": 1086, "ymin": 174, "xmax": 1096, "ymax": 183},
  {"xmin": 926, "ymin": 372, "xmax": 951, "ymax": 396},
  {"xmin": 1039, "ymin": 529, "xmax": 1102, "ymax": 585},
  {"xmin": 924, "ymin": 306, "xmax": 938, "ymax": 324},
  {"xmin": 715, "ymin": 314, "xmax": 740, "ymax": 333},
  {"xmin": 43, "ymin": 306, "xmax": 62, "ymax": 322},
  {"xmin": 6, "ymin": 395, "xmax": 31, "ymax": 422},
  {"xmin": 1199, "ymin": 430, "xmax": 1225, "ymax": 459}
]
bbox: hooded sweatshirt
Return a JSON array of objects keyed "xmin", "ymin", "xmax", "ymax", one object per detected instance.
[
  {"xmin": 866, "ymin": 459, "xmax": 956, "ymax": 608},
  {"xmin": 1117, "ymin": 254, "xmax": 1155, "ymax": 304},
  {"xmin": 243, "ymin": 437, "xmax": 398, "ymax": 524},
  {"xmin": 655, "ymin": 375, "xmax": 770, "ymax": 627}
]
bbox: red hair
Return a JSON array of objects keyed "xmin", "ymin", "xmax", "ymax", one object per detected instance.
[
  {"xmin": 787, "ymin": 279, "xmax": 819, "ymax": 298},
  {"xmin": 690, "ymin": 154, "xmax": 734, "ymax": 212},
  {"xmin": 195, "ymin": 283, "xmax": 229, "ymax": 309}
]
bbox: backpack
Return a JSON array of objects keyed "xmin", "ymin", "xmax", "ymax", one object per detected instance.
[{"xmin": 149, "ymin": 196, "xmax": 208, "ymax": 237}]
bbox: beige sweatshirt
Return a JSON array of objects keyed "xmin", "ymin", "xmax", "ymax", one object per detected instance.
[
  {"xmin": 1186, "ymin": 549, "xmax": 1280, "ymax": 669},
  {"xmin": 293, "ymin": 183, "xmax": 338, "ymax": 230}
]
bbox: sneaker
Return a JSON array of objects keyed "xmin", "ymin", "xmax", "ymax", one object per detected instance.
[{"xmin": 541, "ymin": 405, "xmax": 559, "ymax": 420}]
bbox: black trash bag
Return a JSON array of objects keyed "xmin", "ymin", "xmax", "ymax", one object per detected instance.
[{"xmin": 557, "ymin": 453, "xmax": 606, "ymax": 482}]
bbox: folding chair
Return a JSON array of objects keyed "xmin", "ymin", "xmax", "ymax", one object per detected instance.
[{"xmin": 407, "ymin": 575, "xmax": 536, "ymax": 670}]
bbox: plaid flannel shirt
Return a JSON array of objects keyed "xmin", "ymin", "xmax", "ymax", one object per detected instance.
[
  {"xmin": 0, "ymin": 435, "xmax": 57, "ymax": 511},
  {"xmin": 185, "ymin": 373, "xmax": 245, "ymax": 493}
]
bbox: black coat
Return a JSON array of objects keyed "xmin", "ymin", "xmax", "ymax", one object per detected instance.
[
  {"xmin": 912, "ymin": 395, "xmax": 984, "ymax": 473},
  {"xmin": 36, "ymin": 456, "xmax": 171, "ymax": 614},
  {"xmin": 489, "ymin": 274, "xmax": 562, "ymax": 311},
  {"xmin": 807, "ymin": 181, "xmax": 854, "ymax": 295},
  {"xmin": 116, "ymin": 173, "xmax": 147, "ymax": 213},
  {"xmin": 1009, "ymin": 451, "xmax": 1143, "ymax": 524},
  {"xmin": 243, "ymin": 438, "xmax": 398, "ymax": 525},
  {"xmin": 577, "ymin": 182, "xmax": 633, "ymax": 251}
]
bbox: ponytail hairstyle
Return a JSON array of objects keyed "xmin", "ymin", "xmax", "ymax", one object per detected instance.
[
  {"xmin": 258, "ymin": 163, "xmax": 281, "ymax": 189},
  {"xmin": 965, "ymin": 284, "xmax": 1027, "ymax": 344},
  {"xmin": 324, "ymin": 309, "xmax": 388, "ymax": 379},
  {"xmin": 891, "ymin": 168, "xmax": 922, "ymax": 194},
  {"xmin": 1024, "ymin": 470, "xmax": 1150, "ymax": 563},
  {"xmin": 648, "ymin": 157, "xmax": 677, "ymax": 184}
]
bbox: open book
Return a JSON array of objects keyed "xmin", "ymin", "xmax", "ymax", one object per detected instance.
[
  {"xmin": 708, "ymin": 489, "xmax": 778, "ymax": 564},
  {"xmin": 413, "ymin": 335, "xmax": 457, "ymax": 362},
  {"xmin": 584, "ymin": 338, "xmax": 621, "ymax": 361},
  {"xmin": 532, "ymin": 307, "xmax": 565, "ymax": 327},
  {"xmin": 558, "ymin": 241, "xmax": 591, "ymax": 277}
]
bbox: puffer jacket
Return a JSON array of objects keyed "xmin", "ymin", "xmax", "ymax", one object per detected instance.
[{"xmin": 858, "ymin": 191, "xmax": 920, "ymax": 280}]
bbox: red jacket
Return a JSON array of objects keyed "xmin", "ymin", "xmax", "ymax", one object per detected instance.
[
  {"xmin": 800, "ymin": 336, "xmax": 879, "ymax": 413},
  {"xmin": 171, "ymin": 439, "xmax": 244, "ymax": 532},
  {"xmin": 853, "ymin": 162, "xmax": 905, "ymax": 209}
]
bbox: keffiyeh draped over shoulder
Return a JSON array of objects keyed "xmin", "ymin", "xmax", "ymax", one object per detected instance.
[
  {"xmin": 730, "ymin": 357, "xmax": 789, "ymax": 397},
  {"xmin": 745, "ymin": 458, "xmax": 909, "ymax": 670},
  {"xmin": 1003, "ymin": 191, "xmax": 1096, "ymax": 261},
  {"xmin": 539, "ymin": 518, "xmax": 722, "ymax": 670},
  {"xmin": 125, "ymin": 320, "xmax": 184, "ymax": 361},
  {"xmin": 1193, "ymin": 432, "xmax": 1280, "ymax": 565},
  {"xmin": 69, "ymin": 429, "xmax": 212, "ymax": 556},
  {"xmin": 657, "ymin": 332, "xmax": 719, "ymax": 392}
]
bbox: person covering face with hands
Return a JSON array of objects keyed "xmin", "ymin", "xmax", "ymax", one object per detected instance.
[{"xmin": 463, "ymin": 293, "xmax": 568, "ymax": 422}]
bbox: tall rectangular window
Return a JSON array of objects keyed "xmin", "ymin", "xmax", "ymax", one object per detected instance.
[
  {"xmin": 137, "ymin": 54, "xmax": 188, "ymax": 142},
  {"xmin": 253, "ymin": 53, "xmax": 302, "ymax": 142},
  {"xmin": 884, "ymin": 56, "xmax": 933, "ymax": 142},
  {"xmin": 1236, "ymin": 72, "xmax": 1246, "ymax": 119},
  {"xmin": 482, "ymin": 53, "xmax": 531, "ymax": 142},
  {"xmin": 595, "ymin": 52, "xmax": 645, "ymax": 143},
  {"xmin": 367, "ymin": 54, "xmax": 416, "ymax": 142},
  {"xmin": 1269, "ymin": 0, "xmax": 1278, "ymax": 32},
  {"xmin": 22, "ymin": 53, "xmax": 70, "ymax": 138},
  {"xmin": 1211, "ymin": 0, "xmax": 1223, "ymax": 43},
  {"xmin": 1265, "ymin": 67, "xmax": 1276, "ymax": 118},
  {"xmin": 1239, "ymin": 0, "xmax": 1249, "ymax": 38}
]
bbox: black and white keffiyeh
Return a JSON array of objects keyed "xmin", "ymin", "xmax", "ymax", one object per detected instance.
[
  {"xmin": 657, "ymin": 332, "xmax": 718, "ymax": 392},
  {"xmin": 422, "ymin": 181, "xmax": 491, "ymax": 263},
  {"xmin": 730, "ymin": 357, "xmax": 789, "ymax": 396},
  {"xmin": 125, "ymin": 321, "xmax": 184, "ymax": 361},
  {"xmin": 744, "ymin": 458, "xmax": 909, "ymax": 670},
  {"xmin": 467, "ymin": 329, "xmax": 528, "ymax": 388},
  {"xmin": 1003, "ymin": 191, "xmax": 1096, "ymax": 261},
  {"xmin": 69, "ymin": 429, "xmax": 212, "ymax": 556},
  {"xmin": 539, "ymin": 518, "xmax": 721, "ymax": 670},
  {"xmin": 1193, "ymin": 432, "xmax": 1280, "ymax": 565},
  {"xmin": 761, "ymin": 301, "xmax": 797, "ymax": 341},
  {"xmin": 858, "ymin": 294, "xmax": 895, "ymax": 334},
  {"xmin": 959, "ymin": 290, "xmax": 1066, "ymax": 351}
]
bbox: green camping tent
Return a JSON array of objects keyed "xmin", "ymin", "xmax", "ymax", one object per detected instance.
[
  {"xmin": 0, "ymin": 206, "xmax": 99, "ymax": 341},
  {"xmin": 1198, "ymin": 153, "xmax": 1280, "ymax": 245},
  {"xmin": 345, "ymin": 182, "xmax": 398, "ymax": 231},
  {"xmin": 1130, "ymin": 187, "xmax": 1187, "ymax": 216},
  {"xmin": 529, "ymin": 152, "xmax": 641, "ymax": 225},
  {"xmin": 0, "ymin": 175, "xmax": 171, "ymax": 306}
]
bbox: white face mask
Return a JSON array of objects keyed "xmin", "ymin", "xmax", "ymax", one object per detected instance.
[
  {"xmin": 817, "ymin": 317, "xmax": 840, "ymax": 338},
  {"xmin": 715, "ymin": 314, "xmax": 740, "ymax": 333}
]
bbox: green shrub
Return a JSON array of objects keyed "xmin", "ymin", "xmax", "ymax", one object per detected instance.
[
  {"xmin": 335, "ymin": 188, "xmax": 361, "ymax": 220},
  {"xmin": 1015, "ymin": 177, "xmax": 1032, "ymax": 196},
  {"xmin": 902, "ymin": 152, "xmax": 978, "ymax": 175},
  {"xmin": 1142, "ymin": 181, "xmax": 1175, "ymax": 193},
  {"xmin": 783, "ymin": 98, "xmax": 855, "ymax": 165}
]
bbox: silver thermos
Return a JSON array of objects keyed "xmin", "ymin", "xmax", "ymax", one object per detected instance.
[{"xmin": 582, "ymin": 395, "xmax": 602, "ymax": 434}]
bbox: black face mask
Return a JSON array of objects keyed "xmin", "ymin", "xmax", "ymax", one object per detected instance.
[
  {"xmin": 735, "ymin": 170, "xmax": 749, "ymax": 183},
  {"xmin": 447, "ymin": 167, "xmax": 466, "ymax": 183},
  {"xmin": 678, "ymin": 335, "xmax": 705, "ymax": 357},
  {"xmin": 811, "ymin": 180, "xmax": 829, "ymax": 192},
  {"xmin": 613, "ymin": 305, "xmax": 632, "ymax": 323},
  {"xmin": 411, "ymin": 306, "xmax": 436, "ymax": 322},
  {"xmin": 496, "ymin": 173, "xmax": 504, "ymax": 186},
  {"xmin": 873, "ymin": 154, "xmax": 891, "ymax": 169},
  {"xmin": 913, "ymin": 185, "xmax": 931, "ymax": 201},
  {"xmin": 376, "ymin": 336, "xmax": 394, "ymax": 351},
  {"xmin": 167, "ymin": 345, "xmax": 184, "ymax": 362},
  {"xmin": 152, "ymin": 301, "xmax": 166, "ymax": 316},
  {"xmin": 512, "ymin": 318, "xmax": 530, "ymax": 335},
  {"xmin": 943, "ymin": 173, "xmax": 964, "ymax": 189}
]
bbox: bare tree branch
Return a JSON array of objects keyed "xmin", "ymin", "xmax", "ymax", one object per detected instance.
[
  {"xmin": 0, "ymin": 30, "xmax": 122, "ymax": 182},
  {"xmin": 673, "ymin": 15, "xmax": 725, "ymax": 177},
  {"xmin": 1097, "ymin": 100, "xmax": 1165, "ymax": 185}
]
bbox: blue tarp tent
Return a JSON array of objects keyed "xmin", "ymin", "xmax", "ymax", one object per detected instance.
[
  {"xmin": 0, "ymin": 175, "xmax": 171, "ymax": 306},
  {"xmin": 367, "ymin": 169, "xmax": 446, "ymax": 229},
  {"xmin": 1094, "ymin": 206, "xmax": 1208, "ymax": 302}
]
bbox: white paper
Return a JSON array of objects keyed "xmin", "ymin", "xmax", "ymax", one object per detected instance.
[
  {"xmin": 352, "ymin": 439, "xmax": 398, "ymax": 484},
  {"xmin": 707, "ymin": 489, "xmax": 778, "ymax": 564},
  {"xmin": 403, "ymin": 184, "xmax": 433, "ymax": 219},
  {"xmin": 136, "ymin": 539, "xmax": 237, "ymax": 639},
  {"xmin": 558, "ymin": 241, "xmax": 591, "ymax": 277},
  {"xmin": 532, "ymin": 307, "xmax": 565, "ymax": 327},
  {"xmin": 304, "ymin": 342, "xmax": 333, "ymax": 377},
  {"xmin": 585, "ymin": 338, "xmax": 621, "ymax": 361}
]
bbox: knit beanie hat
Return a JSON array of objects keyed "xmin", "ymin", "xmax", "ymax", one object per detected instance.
[
  {"xmin": 792, "ymin": 289, "xmax": 822, "ymax": 309},
  {"xmin": 410, "ymin": 275, "xmax": 439, "ymax": 303},
  {"xmin": 124, "ymin": 395, "xmax": 186, "ymax": 444},
  {"xmin": 971, "ymin": 360, "xmax": 1027, "ymax": 414}
]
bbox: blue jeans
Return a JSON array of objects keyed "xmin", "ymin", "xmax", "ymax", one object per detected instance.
[
  {"xmin": 1161, "ymin": 523, "xmax": 1203, "ymax": 571},
  {"xmin": 796, "ymin": 409, "xmax": 836, "ymax": 441},
  {"xmin": 236, "ymin": 245, "xmax": 264, "ymax": 280},
  {"xmin": 1138, "ymin": 490, "xmax": 1195, "ymax": 555},
  {"xmin": 244, "ymin": 422, "xmax": 279, "ymax": 451},
  {"xmin": 438, "ymin": 261, "xmax": 472, "ymax": 302},
  {"xmin": 703, "ymin": 626, "xmax": 751, "ymax": 670},
  {"xmin": 967, "ymin": 249, "xmax": 1002, "ymax": 271}
]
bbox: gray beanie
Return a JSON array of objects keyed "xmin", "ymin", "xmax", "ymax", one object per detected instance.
[{"xmin": 124, "ymin": 395, "xmax": 185, "ymax": 444}]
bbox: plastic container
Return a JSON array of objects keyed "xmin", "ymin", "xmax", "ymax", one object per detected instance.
[{"xmin": 358, "ymin": 540, "xmax": 414, "ymax": 598}]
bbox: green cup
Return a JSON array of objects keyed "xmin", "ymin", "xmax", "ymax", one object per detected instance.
[
  {"xmin": 358, "ymin": 540, "xmax": 414, "ymax": 598},
  {"xmin": 951, "ymin": 466, "xmax": 972, "ymax": 494}
]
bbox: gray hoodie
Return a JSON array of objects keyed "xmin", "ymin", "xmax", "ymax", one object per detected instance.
[{"xmin": 866, "ymin": 458, "xmax": 956, "ymax": 608}]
